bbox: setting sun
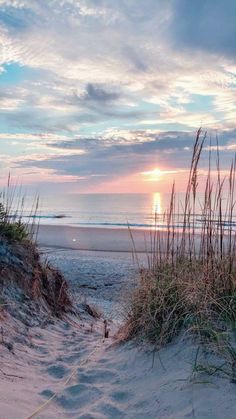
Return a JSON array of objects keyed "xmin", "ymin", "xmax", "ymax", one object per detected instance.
[
  {"xmin": 142, "ymin": 168, "xmax": 163, "ymax": 181},
  {"xmin": 142, "ymin": 168, "xmax": 165, "ymax": 181},
  {"xmin": 141, "ymin": 168, "xmax": 183, "ymax": 182}
]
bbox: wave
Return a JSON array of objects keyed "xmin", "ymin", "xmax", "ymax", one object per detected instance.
[
  {"xmin": 13, "ymin": 214, "xmax": 236, "ymax": 229},
  {"xmin": 9, "ymin": 214, "xmax": 69, "ymax": 219},
  {"xmin": 71, "ymin": 221, "xmax": 199, "ymax": 229}
]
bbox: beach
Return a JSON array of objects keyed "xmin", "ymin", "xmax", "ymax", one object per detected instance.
[
  {"xmin": 36, "ymin": 224, "xmax": 154, "ymax": 253},
  {"xmin": 1, "ymin": 0, "xmax": 236, "ymax": 416},
  {"xmin": 0, "ymin": 224, "xmax": 235, "ymax": 418}
]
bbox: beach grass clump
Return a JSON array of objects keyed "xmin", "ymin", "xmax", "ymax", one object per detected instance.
[
  {"xmin": 0, "ymin": 179, "xmax": 72, "ymax": 317},
  {"xmin": 127, "ymin": 257, "xmax": 236, "ymax": 346},
  {"xmin": 0, "ymin": 206, "xmax": 29, "ymax": 241},
  {"xmin": 127, "ymin": 265, "xmax": 186, "ymax": 344},
  {"xmin": 0, "ymin": 178, "xmax": 36, "ymax": 242},
  {"xmin": 126, "ymin": 129, "xmax": 236, "ymax": 352}
]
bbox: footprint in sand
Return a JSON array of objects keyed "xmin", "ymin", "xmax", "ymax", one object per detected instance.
[
  {"xmin": 77, "ymin": 368, "xmax": 117, "ymax": 385},
  {"xmin": 110, "ymin": 390, "xmax": 132, "ymax": 403},
  {"xmin": 47, "ymin": 363, "xmax": 69, "ymax": 379},
  {"xmin": 56, "ymin": 383, "xmax": 102, "ymax": 410},
  {"xmin": 40, "ymin": 388, "xmax": 54, "ymax": 398},
  {"xmin": 62, "ymin": 348, "xmax": 88, "ymax": 363},
  {"xmin": 92, "ymin": 402, "xmax": 125, "ymax": 418}
]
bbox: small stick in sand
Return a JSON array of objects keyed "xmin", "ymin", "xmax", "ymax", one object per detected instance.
[{"xmin": 103, "ymin": 320, "xmax": 109, "ymax": 339}]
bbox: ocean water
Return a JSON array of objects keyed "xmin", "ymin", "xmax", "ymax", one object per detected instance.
[
  {"xmin": 18, "ymin": 192, "xmax": 236, "ymax": 230},
  {"xmin": 20, "ymin": 192, "xmax": 171, "ymax": 229}
]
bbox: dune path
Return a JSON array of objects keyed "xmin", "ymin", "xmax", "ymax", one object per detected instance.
[{"xmin": 1, "ymin": 248, "xmax": 236, "ymax": 419}]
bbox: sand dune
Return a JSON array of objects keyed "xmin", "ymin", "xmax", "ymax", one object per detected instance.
[{"xmin": 1, "ymin": 247, "xmax": 235, "ymax": 419}]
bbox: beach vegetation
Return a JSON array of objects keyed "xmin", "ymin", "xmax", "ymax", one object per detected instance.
[
  {"xmin": 0, "ymin": 178, "xmax": 72, "ymax": 317},
  {"xmin": 124, "ymin": 129, "xmax": 236, "ymax": 378},
  {"xmin": 0, "ymin": 177, "xmax": 36, "ymax": 242}
]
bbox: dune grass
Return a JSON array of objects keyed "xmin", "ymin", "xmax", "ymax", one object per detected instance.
[
  {"xmin": 125, "ymin": 129, "xmax": 236, "ymax": 377},
  {"xmin": 0, "ymin": 178, "xmax": 72, "ymax": 315},
  {"xmin": 0, "ymin": 175, "xmax": 39, "ymax": 242}
]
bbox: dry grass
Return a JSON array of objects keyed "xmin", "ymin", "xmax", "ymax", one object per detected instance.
[{"xmin": 125, "ymin": 129, "xmax": 236, "ymax": 364}]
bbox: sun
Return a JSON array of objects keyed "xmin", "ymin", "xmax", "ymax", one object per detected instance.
[
  {"xmin": 141, "ymin": 168, "xmax": 164, "ymax": 181},
  {"xmin": 141, "ymin": 167, "xmax": 184, "ymax": 182}
]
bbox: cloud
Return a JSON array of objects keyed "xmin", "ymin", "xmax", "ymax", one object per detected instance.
[
  {"xmin": 0, "ymin": 132, "xmax": 70, "ymax": 141},
  {"xmin": 83, "ymin": 83, "xmax": 120, "ymax": 103},
  {"xmin": 8, "ymin": 128, "xmax": 235, "ymax": 191},
  {"xmin": 0, "ymin": 1, "xmax": 236, "ymax": 190},
  {"xmin": 169, "ymin": 0, "xmax": 236, "ymax": 59}
]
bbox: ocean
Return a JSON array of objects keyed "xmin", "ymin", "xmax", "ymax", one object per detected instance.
[
  {"xmin": 27, "ymin": 193, "xmax": 166, "ymax": 228},
  {"xmin": 14, "ymin": 192, "xmax": 236, "ymax": 231}
]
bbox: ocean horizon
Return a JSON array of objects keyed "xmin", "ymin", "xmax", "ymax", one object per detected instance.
[{"xmin": 16, "ymin": 191, "xmax": 236, "ymax": 231}]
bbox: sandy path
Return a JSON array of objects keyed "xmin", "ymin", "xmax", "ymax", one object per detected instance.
[
  {"xmin": 37, "ymin": 248, "xmax": 236, "ymax": 419},
  {"xmin": 11, "ymin": 318, "xmax": 235, "ymax": 419},
  {"xmin": 41, "ymin": 248, "xmax": 141, "ymax": 319},
  {"xmin": 1, "ymin": 248, "xmax": 236, "ymax": 418}
]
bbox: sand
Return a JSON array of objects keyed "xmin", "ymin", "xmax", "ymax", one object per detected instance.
[
  {"xmin": 0, "ymin": 228, "xmax": 235, "ymax": 418},
  {"xmin": 36, "ymin": 225, "xmax": 157, "ymax": 252}
]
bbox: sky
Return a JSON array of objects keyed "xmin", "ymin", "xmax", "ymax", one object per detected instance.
[{"xmin": 0, "ymin": 0, "xmax": 236, "ymax": 194}]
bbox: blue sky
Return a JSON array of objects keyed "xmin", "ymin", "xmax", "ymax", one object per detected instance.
[{"xmin": 0, "ymin": 0, "xmax": 236, "ymax": 193}]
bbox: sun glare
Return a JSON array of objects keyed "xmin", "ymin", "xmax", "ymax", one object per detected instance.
[
  {"xmin": 152, "ymin": 192, "xmax": 162, "ymax": 215},
  {"xmin": 141, "ymin": 167, "xmax": 185, "ymax": 183},
  {"xmin": 142, "ymin": 168, "xmax": 164, "ymax": 181}
]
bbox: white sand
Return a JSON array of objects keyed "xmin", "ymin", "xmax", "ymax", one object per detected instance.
[
  {"xmin": 0, "ymin": 234, "xmax": 235, "ymax": 418},
  {"xmin": 1, "ymin": 311, "xmax": 235, "ymax": 419}
]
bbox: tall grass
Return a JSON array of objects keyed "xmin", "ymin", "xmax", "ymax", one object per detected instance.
[
  {"xmin": 126, "ymin": 129, "xmax": 236, "ymax": 362},
  {"xmin": 0, "ymin": 177, "xmax": 72, "ymax": 314},
  {"xmin": 0, "ymin": 175, "xmax": 39, "ymax": 242}
]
